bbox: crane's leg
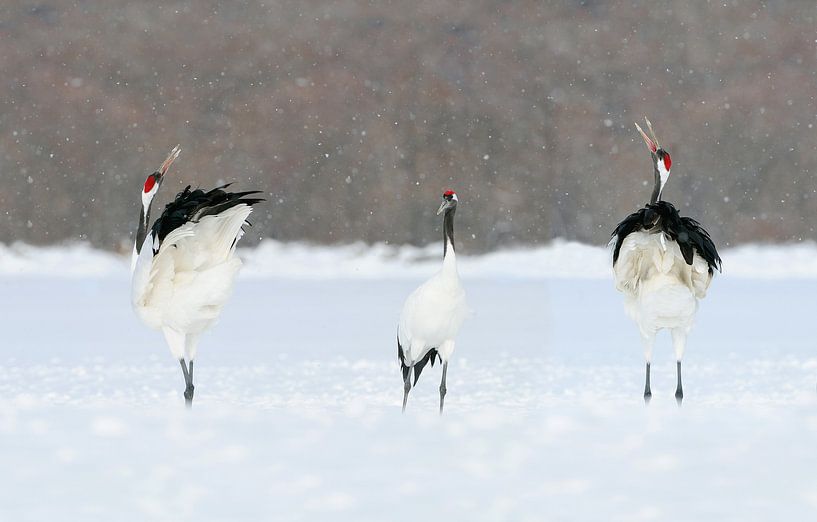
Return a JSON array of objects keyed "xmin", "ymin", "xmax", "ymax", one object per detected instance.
[
  {"xmin": 671, "ymin": 328, "xmax": 686, "ymax": 404},
  {"xmin": 402, "ymin": 365, "xmax": 412, "ymax": 413},
  {"xmin": 178, "ymin": 359, "xmax": 193, "ymax": 408},
  {"xmin": 642, "ymin": 334, "xmax": 655, "ymax": 403},
  {"xmin": 439, "ymin": 361, "xmax": 448, "ymax": 415},
  {"xmin": 184, "ymin": 360, "xmax": 195, "ymax": 407},
  {"xmin": 644, "ymin": 362, "xmax": 652, "ymax": 401},
  {"xmin": 163, "ymin": 328, "xmax": 191, "ymax": 407},
  {"xmin": 183, "ymin": 334, "xmax": 200, "ymax": 407},
  {"xmin": 675, "ymin": 361, "xmax": 683, "ymax": 405}
]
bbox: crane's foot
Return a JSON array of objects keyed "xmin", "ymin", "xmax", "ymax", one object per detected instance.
[
  {"xmin": 643, "ymin": 390, "xmax": 652, "ymax": 405},
  {"xmin": 184, "ymin": 384, "xmax": 195, "ymax": 408}
]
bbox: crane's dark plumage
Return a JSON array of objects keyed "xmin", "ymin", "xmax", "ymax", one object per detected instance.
[
  {"xmin": 151, "ymin": 184, "xmax": 264, "ymax": 250},
  {"xmin": 611, "ymin": 119, "xmax": 722, "ymax": 403},
  {"xmin": 398, "ymin": 335, "xmax": 441, "ymax": 386},
  {"xmin": 132, "ymin": 147, "xmax": 266, "ymax": 407},
  {"xmin": 612, "ymin": 201, "xmax": 722, "ymax": 274}
]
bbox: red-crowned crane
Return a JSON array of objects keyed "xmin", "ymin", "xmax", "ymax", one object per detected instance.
[
  {"xmin": 131, "ymin": 146, "xmax": 263, "ymax": 406},
  {"xmin": 611, "ymin": 119, "xmax": 721, "ymax": 403},
  {"xmin": 398, "ymin": 190, "xmax": 468, "ymax": 414}
]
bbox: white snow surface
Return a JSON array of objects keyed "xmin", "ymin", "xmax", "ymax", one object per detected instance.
[
  {"xmin": 2, "ymin": 241, "xmax": 817, "ymax": 520},
  {"xmin": 3, "ymin": 238, "xmax": 817, "ymax": 279}
]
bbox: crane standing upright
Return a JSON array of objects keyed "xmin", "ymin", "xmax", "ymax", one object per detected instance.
[
  {"xmin": 611, "ymin": 120, "xmax": 721, "ymax": 403},
  {"xmin": 398, "ymin": 190, "xmax": 468, "ymax": 414},
  {"xmin": 131, "ymin": 147, "xmax": 263, "ymax": 406}
]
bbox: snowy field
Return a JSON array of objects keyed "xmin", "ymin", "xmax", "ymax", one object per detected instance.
[{"xmin": 2, "ymin": 241, "xmax": 817, "ymax": 521}]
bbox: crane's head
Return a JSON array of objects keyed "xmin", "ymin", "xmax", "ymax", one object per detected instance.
[
  {"xmin": 437, "ymin": 189, "xmax": 458, "ymax": 215},
  {"xmin": 133, "ymin": 145, "xmax": 180, "ymax": 268},
  {"xmin": 141, "ymin": 145, "xmax": 180, "ymax": 208},
  {"xmin": 635, "ymin": 118, "xmax": 671, "ymax": 198}
]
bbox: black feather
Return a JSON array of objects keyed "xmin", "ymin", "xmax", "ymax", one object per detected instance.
[
  {"xmin": 397, "ymin": 335, "xmax": 411, "ymax": 384},
  {"xmin": 411, "ymin": 349, "xmax": 440, "ymax": 386},
  {"xmin": 397, "ymin": 331, "xmax": 441, "ymax": 386},
  {"xmin": 611, "ymin": 201, "xmax": 721, "ymax": 274},
  {"xmin": 150, "ymin": 185, "xmax": 264, "ymax": 250}
]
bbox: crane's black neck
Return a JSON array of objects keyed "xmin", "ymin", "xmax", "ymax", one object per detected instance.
[
  {"xmin": 443, "ymin": 207, "xmax": 456, "ymax": 258},
  {"xmin": 135, "ymin": 204, "xmax": 151, "ymax": 255},
  {"xmin": 649, "ymin": 163, "xmax": 661, "ymax": 204}
]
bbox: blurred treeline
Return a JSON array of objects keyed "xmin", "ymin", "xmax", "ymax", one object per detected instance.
[{"xmin": 1, "ymin": 1, "xmax": 816, "ymax": 252}]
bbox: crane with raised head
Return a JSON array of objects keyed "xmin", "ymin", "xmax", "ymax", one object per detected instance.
[
  {"xmin": 611, "ymin": 120, "xmax": 721, "ymax": 403},
  {"xmin": 131, "ymin": 146, "xmax": 263, "ymax": 406}
]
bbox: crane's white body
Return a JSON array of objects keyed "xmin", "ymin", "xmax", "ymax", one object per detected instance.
[
  {"xmin": 398, "ymin": 244, "xmax": 468, "ymax": 366},
  {"xmin": 613, "ymin": 230, "xmax": 713, "ymax": 362},
  {"xmin": 131, "ymin": 204, "xmax": 253, "ymax": 361}
]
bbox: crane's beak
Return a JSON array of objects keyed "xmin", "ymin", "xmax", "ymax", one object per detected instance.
[
  {"xmin": 436, "ymin": 199, "xmax": 449, "ymax": 215},
  {"xmin": 634, "ymin": 118, "xmax": 658, "ymax": 153},
  {"xmin": 159, "ymin": 145, "xmax": 181, "ymax": 177}
]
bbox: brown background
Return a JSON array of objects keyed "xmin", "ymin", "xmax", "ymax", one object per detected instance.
[{"xmin": 1, "ymin": 1, "xmax": 814, "ymax": 253}]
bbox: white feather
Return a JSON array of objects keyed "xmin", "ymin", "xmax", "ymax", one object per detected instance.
[
  {"xmin": 398, "ymin": 247, "xmax": 468, "ymax": 364},
  {"xmin": 613, "ymin": 230, "xmax": 713, "ymax": 360},
  {"xmin": 132, "ymin": 204, "xmax": 253, "ymax": 347}
]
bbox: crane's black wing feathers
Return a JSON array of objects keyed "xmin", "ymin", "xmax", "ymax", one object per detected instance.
[
  {"xmin": 151, "ymin": 184, "xmax": 264, "ymax": 248},
  {"xmin": 398, "ymin": 332, "xmax": 441, "ymax": 386},
  {"xmin": 611, "ymin": 210, "xmax": 648, "ymax": 265},
  {"xmin": 611, "ymin": 201, "xmax": 721, "ymax": 274}
]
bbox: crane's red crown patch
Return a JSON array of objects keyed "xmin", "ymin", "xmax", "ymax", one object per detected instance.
[
  {"xmin": 144, "ymin": 175, "xmax": 157, "ymax": 193},
  {"xmin": 663, "ymin": 153, "xmax": 672, "ymax": 171}
]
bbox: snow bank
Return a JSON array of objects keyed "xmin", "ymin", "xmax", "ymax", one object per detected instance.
[
  {"xmin": 0, "ymin": 242, "xmax": 127, "ymax": 278},
  {"xmin": 0, "ymin": 239, "xmax": 815, "ymax": 279},
  {"xmin": 239, "ymin": 239, "xmax": 611, "ymax": 279}
]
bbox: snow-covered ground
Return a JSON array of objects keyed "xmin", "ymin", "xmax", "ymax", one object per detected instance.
[{"xmin": 2, "ymin": 242, "xmax": 817, "ymax": 521}]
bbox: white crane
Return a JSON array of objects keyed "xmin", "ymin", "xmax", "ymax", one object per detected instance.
[
  {"xmin": 131, "ymin": 146, "xmax": 263, "ymax": 406},
  {"xmin": 611, "ymin": 119, "xmax": 721, "ymax": 403},
  {"xmin": 398, "ymin": 190, "xmax": 468, "ymax": 414}
]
